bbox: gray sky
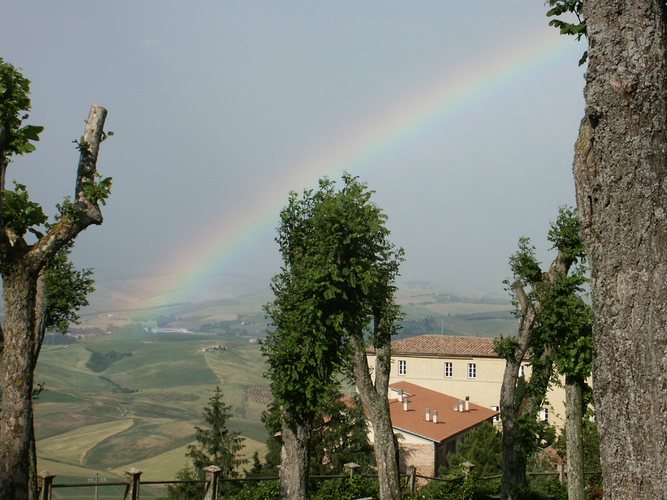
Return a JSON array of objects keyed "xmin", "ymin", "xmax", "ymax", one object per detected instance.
[{"xmin": 1, "ymin": 2, "xmax": 585, "ymax": 305}]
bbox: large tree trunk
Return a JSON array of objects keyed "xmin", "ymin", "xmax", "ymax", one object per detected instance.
[
  {"xmin": 352, "ymin": 336, "xmax": 401, "ymax": 500},
  {"xmin": 279, "ymin": 420, "xmax": 309, "ymax": 500},
  {"xmin": 565, "ymin": 377, "xmax": 584, "ymax": 500},
  {"xmin": 573, "ymin": 2, "xmax": 667, "ymax": 497},
  {"xmin": 0, "ymin": 270, "xmax": 39, "ymax": 499}
]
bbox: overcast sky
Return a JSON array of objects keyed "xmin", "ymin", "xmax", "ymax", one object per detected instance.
[{"xmin": 1, "ymin": 2, "xmax": 586, "ymax": 304}]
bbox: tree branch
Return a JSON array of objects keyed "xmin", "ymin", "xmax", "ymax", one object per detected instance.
[{"xmin": 26, "ymin": 106, "xmax": 107, "ymax": 271}]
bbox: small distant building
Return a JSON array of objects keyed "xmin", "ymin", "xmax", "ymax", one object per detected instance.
[{"xmin": 370, "ymin": 381, "xmax": 497, "ymax": 478}]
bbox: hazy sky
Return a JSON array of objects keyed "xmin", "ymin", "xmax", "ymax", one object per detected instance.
[{"xmin": 2, "ymin": 2, "xmax": 586, "ymax": 304}]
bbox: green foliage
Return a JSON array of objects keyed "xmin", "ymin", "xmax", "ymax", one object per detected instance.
[
  {"xmin": 408, "ymin": 469, "xmax": 478, "ymax": 500},
  {"xmin": 44, "ymin": 247, "xmax": 95, "ymax": 334},
  {"xmin": 546, "ymin": 1, "xmax": 587, "ymax": 65},
  {"xmin": 446, "ymin": 422, "xmax": 502, "ymax": 478},
  {"xmin": 507, "ymin": 237, "xmax": 543, "ymax": 286},
  {"xmin": 81, "ymin": 175, "xmax": 113, "ymax": 205},
  {"xmin": 164, "ymin": 464, "xmax": 204, "ymax": 500},
  {"xmin": 311, "ymin": 474, "xmax": 379, "ymax": 500},
  {"xmin": 186, "ymin": 386, "xmax": 247, "ymax": 478},
  {"xmin": 232, "ymin": 480, "xmax": 281, "ymax": 499},
  {"xmin": 85, "ymin": 350, "xmax": 132, "ymax": 372},
  {"xmin": 1, "ymin": 182, "xmax": 47, "ymax": 238},
  {"xmin": 309, "ymin": 394, "xmax": 375, "ymax": 475},
  {"xmin": 493, "ymin": 335, "xmax": 520, "ymax": 362},
  {"xmin": 547, "ymin": 207, "xmax": 586, "ymax": 267},
  {"xmin": 0, "ymin": 58, "xmax": 43, "ymax": 156},
  {"xmin": 554, "ymin": 418, "xmax": 602, "ymax": 496},
  {"xmin": 264, "ymin": 174, "xmax": 403, "ymax": 426}
]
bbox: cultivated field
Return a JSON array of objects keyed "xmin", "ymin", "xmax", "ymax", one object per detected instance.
[{"xmin": 34, "ymin": 325, "xmax": 269, "ymax": 497}]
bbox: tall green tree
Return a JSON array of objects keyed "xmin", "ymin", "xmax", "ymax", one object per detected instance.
[
  {"xmin": 495, "ymin": 208, "xmax": 586, "ymax": 500},
  {"xmin": 264, "ymin": 174, "xmax": 403, "ymax": 500},
  {"xmin": 0, "ymin": 58, "xmax": 111, "ymax": 499},
  {"xmin": 186, "ymin": 386, "xmax": 246, "ymax": 477}
]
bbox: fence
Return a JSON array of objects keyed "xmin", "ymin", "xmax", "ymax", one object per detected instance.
[
  {"xmin": 38, "ymin": 466, "xmax": 409, "ymax": 499},
  {"xmin": 38, "ymin": 465, "xmax": 601, "ymax": 499}
]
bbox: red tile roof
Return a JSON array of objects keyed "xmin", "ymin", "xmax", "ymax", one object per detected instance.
[
  {"xmin": 380, "ymin": 335, "xmax": 498, "ymax": 358},
  {"xmin": 388, "ymin": 381, "xmax": 497, "ymax": 443}
]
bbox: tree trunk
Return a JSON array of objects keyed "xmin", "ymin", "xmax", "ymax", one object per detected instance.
[
  {"xmin": 352, "ymin": 337, "xmax": 401, "ymax": 500},
  {"xmin": 499, "ymin": 356, "xmax": 528, "ymax": 500},
  {"xmin": 565, "ymin": 377, "xmax": 584, "ymax": 500},
  {"xmin": 279, "ymin": 420, "xmax": 309, "ymax": 500},
  {"xmin": 0, "ymin": 270, "xmax": 39, "ymax": 499},
  {"xmin": 573, "ymin": 2, "xmax": 667, "ymax": 497}
]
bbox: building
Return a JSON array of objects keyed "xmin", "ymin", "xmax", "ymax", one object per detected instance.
[
  {"xmin": 366, "ymin": 335, "xmax": 564, "ymax": 427},
  {"xmin": 368, "ymin": 381, "xmax": 497, "ymax": 478}
]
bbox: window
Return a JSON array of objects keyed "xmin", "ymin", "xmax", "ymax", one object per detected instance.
[
  {"xmin": 519, "ymin": 365, "xmax": 525, "ymax": 377},
  {"xmin": 467, "ymin": 362, "xmax": 477, "ymax": 379},
  {"xmin": 398, "ymin": 360, "xmax": 407, "ymax": 376},
  {"xmin": 491, "ymin": 405, "xmax": 500, "ymax": 423},
  {"xmin": 444, "ymin": 362, "xmax": 453, "ymax": 378},
  {"xmin": 540, "ymin": 407, "xmax": 549, "ymax": 422}
]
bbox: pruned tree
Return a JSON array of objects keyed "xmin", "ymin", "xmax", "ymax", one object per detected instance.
[
  {"xmin": 495, "ymin": 208, "xmax": 586, "ymax": 500},
  {"xmin": 264, "ymin": 174, "xmax": 404, "ymax": 500},
  {"xmin": 546, "ymin": 254, "xmax": 593, "ymax": 500},
  {"xmin": 0, "ymin": 58, "xmax": 111, "ymax": 498},
  {"xmin": 264, "ymin": 180, "xmax": 350, "ymax": 499}
]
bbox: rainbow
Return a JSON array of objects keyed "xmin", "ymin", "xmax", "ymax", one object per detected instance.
[{"xmin": 142, "ymin": 28, "xmax": 581, "ymax": 308}]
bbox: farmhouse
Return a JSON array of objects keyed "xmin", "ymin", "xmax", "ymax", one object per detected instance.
[
  {"xmin": 368, "ymin": 381, "xmax": 497, "ymax": 478},
  {"xmin": 367, "ymin": 334, "xmax": 564, "ymax": 427}
]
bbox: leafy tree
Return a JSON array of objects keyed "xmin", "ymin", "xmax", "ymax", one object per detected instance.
[
  {"xmin": 309, "ymin": 394, "xmax": 375, "ymax": 475},
  {"xmin": 0, "ymin": 58, "xmax": 111, "ymax": 498},
  {"xmin": 446, "ymin": 422, "xmax": 503, "ymax": 478},
  {"xmin": 495, "ymin": 208, "xmax": 586, "ymax": 500},
  {"xmin": 567, "ymin": 1, "xmax": 667, "ymax": 496},
  {"xmin": 186, "ymin": 386, "xmax": 246, "ymax": 477},
  {"xmin": 264, "ymin": 174, "xmax": 403, "ymax": 499}
]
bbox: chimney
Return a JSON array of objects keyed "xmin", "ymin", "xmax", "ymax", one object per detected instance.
[
  {"xmin": 403, "ymin": 398, "xmax": 409, "ymax": 411},
  {"xmin": 425, "ymin": 408, "xmax": 431, "ymax": 421},
  {"xmin": 398, "ymin": 390, "xmax": 404, "ymax": 403},
  {"xmin": 433, "ymin": 410, "xmax": 439, "ymax": 424},
  {"xmin": 458, "ymin": 400, "xmax": 465, "ymax": 412},
  {"xmin": 465, "ymin": 396, "xmax": 470, "ymax": 412}
]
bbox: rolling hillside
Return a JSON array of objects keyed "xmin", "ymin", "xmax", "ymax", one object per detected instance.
[{"xmin": 34, "ymin": 326, "xmax": 269, "ymax": 497}]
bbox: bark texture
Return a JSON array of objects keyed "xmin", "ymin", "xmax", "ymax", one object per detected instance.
[
  {"xmin": 279, "ymin": 421, "xmax": 309, "ymax": 500},
  {"xmin": 565, "ymin": 378, "xmax": 584, "ymax": 500},
  {"xmin": 353, "ymin": 334, "xmax": 401, "ymax": 500},
  {"xmin": 573, "ymin": 2, "xmax": 667, "ymax": 497},
  {"xmin": 0, "ymin": 106, "xmax": 108, "ymax": 499}
]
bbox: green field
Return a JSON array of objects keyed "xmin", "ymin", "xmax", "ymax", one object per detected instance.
[{"xmin": 34, "ymin": 325, "xmax": 269, "ymax": 496}]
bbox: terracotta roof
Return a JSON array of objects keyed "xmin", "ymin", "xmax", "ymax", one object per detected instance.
[
  {"xmin": 383, "ymin": 335, "xmax": 498, "ymax": 358},
  {"xmin": 388, "ymin": 381, "xmax": 497, "ymax": 443}
]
